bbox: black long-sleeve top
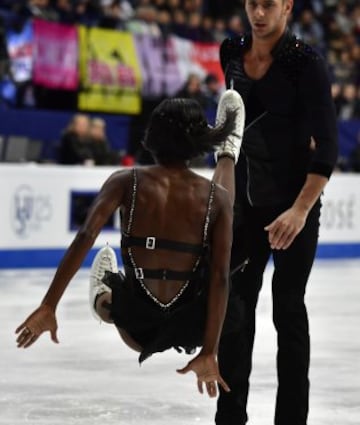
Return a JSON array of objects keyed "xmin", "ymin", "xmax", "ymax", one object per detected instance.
[{"xmin": 220, "ymin": 29, "xmax": 338, "ymax": 207}]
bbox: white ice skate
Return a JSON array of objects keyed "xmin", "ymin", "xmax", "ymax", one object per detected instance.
[
  {"xmin": 214, "ymin": 89, "xmax": 245, "ymax": 164},
  {"xmin": 89, "ymin": 245, "xmax": 118, "ymax": 322}
]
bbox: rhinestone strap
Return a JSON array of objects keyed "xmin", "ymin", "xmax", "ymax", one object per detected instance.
[
  {"xmin": 203, "ymin": 182, "xmax": 215, "ymax": 244},
  {"xmin": 126, "ymin": 168, "xmax": 137, "ymax": 235}
]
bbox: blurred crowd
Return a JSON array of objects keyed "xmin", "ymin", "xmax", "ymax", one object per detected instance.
[
  {"xmin": 0, "ymin": 0, "xmax": 244, "ymax": 41},
  {"xmin": 0, "ymin": 0, "xmax": 360, "ymax": 120},
  {"xmin": 58, "ymin": 113, "xmax": 120, "ymax": 165},
  {"xmin": 1, "ymin": 0, "xmax": 360, "ymax": 170}
]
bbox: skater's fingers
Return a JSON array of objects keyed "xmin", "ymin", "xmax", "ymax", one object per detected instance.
[
  {"xmin": 218, "ymin": 376, "xmax": 231, "ymax": 393},
  {"xmin": 15, "ymin": 322, "xmax": 27, "ymax": 334},
  {"xmin": 23, "ymin": 333, "xmax": 39, "ymax": 348},
  {"xmin": 16, "ymin": 326, "xmax": 33, "ymax": 345},
  {"xmin": 197, "ymin": 379, "xmax": 204, "ymax": 394},
  {"xmin": 16, "ymin": 329, "xmax": 26, "ymax": 344},
  {"xmin": 16, "ymin": 332, "xmax": 28, "ymax": 347},
  {"xmin": 206, "ymin": 381, "xmax": 217, "ymax": 398},
  {"xmin": 17, "ymin": 327, "xmax": 36, "ymax": 348}
]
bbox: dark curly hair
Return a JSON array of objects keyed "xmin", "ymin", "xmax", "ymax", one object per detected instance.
[{"xmin": 143, "ymin": 98, "xmax": 236, "ymax": 164}]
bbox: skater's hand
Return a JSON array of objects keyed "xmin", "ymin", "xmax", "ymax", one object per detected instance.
[
  {"xmin": 264, "ymin": 206, "xmax": 307, "ymax": 250},
  {"xmin": 177, "ymin": 354, "xmax": 230, "ymax": 398},
  {"xmin": 15, "ymin": 305, "xmax": 59, "ymax": 348}
]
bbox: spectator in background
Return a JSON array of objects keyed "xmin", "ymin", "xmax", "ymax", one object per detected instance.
[
  {"xmin": 167, "ymin": 0, "xmax": 181, "ymax": 14},
  {"xmin": 291, "ymin": 9, "xmax": 326, "ymax": 53},
  {"xmin": 331, "ymin": 82, "xmax": 343, "ymax": 116},
  {"xmin": 182, "ymin": 0, "xmax": 202, "ymax": 15},
  {"xmin": 175, "ymin": 73, "xmax": 208, "ymax": 110},
  {"xmin": 226, "ymin": 14, "xmax": 245, "ymax": 38},
  {"xmin": 201, "ymin": 15, "xmax": 215, "ymax": 42},
  {"xmin": 59, "ymin": 113, "xmax": 94, "ymax": 165},
  {"xmin": 213, "ymin": 18, "xmax": 228, "ymax": 43},
  {"xmin": 332, "ymin": 49, "xmax": 357, "ymax": 85},
  {"xmin": 171, "ymin": 8, "xmax": 187, "ymax": 38},
  {"xmin": 333, "ymin": 1, "xmax": 353, "ymax": 36},
  {"xmin": 53, "ymin": 0, "xmax": 74, "ymax": 24},
  {"xmin": 99, "ymin": 0, "xmax": 133, "ymax": 30},
  {"xmin": 337, "ymin": 83, "xmax": 360, "ymax": 120},
  {"xmin": 153, "ymin": 0, "xmax": 167, "ymax": 11},
  {"xmin": 89, "ymin": 117, "xmax": 118, "ymax": 165},
  {"xmin": 186, "ymin": 12, "xmax": 203, "ymax": 41},
  {"xmin": 126, "ymin": 5, "xmax": 161, "ymax": 36},
  {"xmin": 325, "ymin": 18, "xmax": 346, "ymax": 54},
  {"xmin": 203, "ymin": 73, "xmax": 221, "ymax": 109},
  {"xmin": 74, "ymin": 0, "xmax": 101, "ymax": 26},
  {"xmin": 51, "ymin": 0, "xmax": 100, "ymax": 25},
  {"xmin": 157, "ymin": 9, "xmax": 172, "ymax": 39},
  {"xmin": 27, "ymin": 0, "xmax": 58, "ymax": 21}
]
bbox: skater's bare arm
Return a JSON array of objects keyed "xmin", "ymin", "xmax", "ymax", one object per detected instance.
[
  {"xmin": 177, "ymin": 186, "xmax": 232, "ymax": 396},
  {"xmin": 16, "ymin": 171, "xmax": 129, "ymax": 348},
  {"xmin": 212, "ymin": 157, "xmax": 236, "ymax": 206},
  {"xmin": 201, "ymin": 186, "xmax": 232, "ymax": 356},
  {"xmin": 41, "ymin": 171, "xmax": 128, "ymax": 310}
]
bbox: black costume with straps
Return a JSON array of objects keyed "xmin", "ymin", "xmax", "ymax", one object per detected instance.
[{"xmin": 102, "ymin": 169, "xmax": 239, "ymax": 363}]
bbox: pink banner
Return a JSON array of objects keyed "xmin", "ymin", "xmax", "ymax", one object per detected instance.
[{"xmin": 33, "ymin": 19, "xmax": 78, "ymax": 90}]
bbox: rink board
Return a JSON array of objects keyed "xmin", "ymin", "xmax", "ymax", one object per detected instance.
[{"xmin": 0, "ymin": 164, "xmax": 360, "ymax": 268}]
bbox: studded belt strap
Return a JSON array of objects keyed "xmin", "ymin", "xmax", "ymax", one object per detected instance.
[
  {"xmin": 124, "ymin": 265, "xmax": 199, "ymax": 281},
  {"xmin": 121, "ymin": 235, "xmax": 204, "ymax": 255}
]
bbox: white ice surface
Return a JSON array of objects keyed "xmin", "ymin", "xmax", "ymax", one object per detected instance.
[{"xmin": 1, "ymin": 260, "xmax": 360, "ymax": 425}]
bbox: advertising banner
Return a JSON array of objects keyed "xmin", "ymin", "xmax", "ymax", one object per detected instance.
[
  {"xmin": 78, "ymin": 27, "xmax": 141, "ymax": 114},
  {"xmin": 134, "ymin": 34, "xmax": 183, "ymax": 97},
  {"xmin": 6, "ymin": 20, "xmax": 33, "ymax": 83},
  {"xmin": 33, "ymin": 19, "xmax": 78, "ymax": 90}
]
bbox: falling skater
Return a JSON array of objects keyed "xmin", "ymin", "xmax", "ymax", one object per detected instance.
[{"xmin": 16, "ymin": 91, "xmax": 245, "ymax": 398}]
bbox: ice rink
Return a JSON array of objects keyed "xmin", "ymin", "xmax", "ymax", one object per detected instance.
[{"xmin": 1, "ymin": 260, "xmax": 359, "ymax": 425}]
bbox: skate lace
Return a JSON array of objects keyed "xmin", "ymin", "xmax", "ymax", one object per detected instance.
[{"xmin": 94, "ymin": 255, "xmax": 114, "ymax": 281}]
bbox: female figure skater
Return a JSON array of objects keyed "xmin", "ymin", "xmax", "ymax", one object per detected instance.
[{"xmin": 15, "ymin": 90, "xmax": 245, "ymax": 398}]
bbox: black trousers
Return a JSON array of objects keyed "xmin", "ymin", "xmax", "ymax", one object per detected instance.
[{"xmin": 215, "ymin": 199, "xmax": 321, "ymax": 425}]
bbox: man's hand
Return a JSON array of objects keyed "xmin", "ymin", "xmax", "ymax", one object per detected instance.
[
  {"xmin": 264, "ymin": 206, "xmax": 308, "ymax": 250},
  {"xmin": 15, "ymin": 305, "xmax": 59, "ymax": 348},
  {"xmin": 177, "ymin": 353, "xmax": 230, "ymax": 398}
]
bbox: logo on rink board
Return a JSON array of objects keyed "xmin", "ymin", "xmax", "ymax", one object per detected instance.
[
  {"xmin": 11, "ymin": 185, "xmax": 52, "ymax": 238},
  {"xmin": 321, "ymin": 195, "xmax": 356, "ymax": 230}
]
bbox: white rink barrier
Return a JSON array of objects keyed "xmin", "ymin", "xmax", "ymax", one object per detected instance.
[{"xmin": 0, "ymin": 164, "xmax": 359, "ymax": 268}]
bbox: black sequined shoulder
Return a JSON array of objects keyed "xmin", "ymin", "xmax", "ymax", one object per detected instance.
[
  {"xmin": 219, "ymin": 34, "xmax": 249, "ymax": 73},
  {"xmin": 274, "ymin": 33, "xmax": 322, "ymax": 84}
]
